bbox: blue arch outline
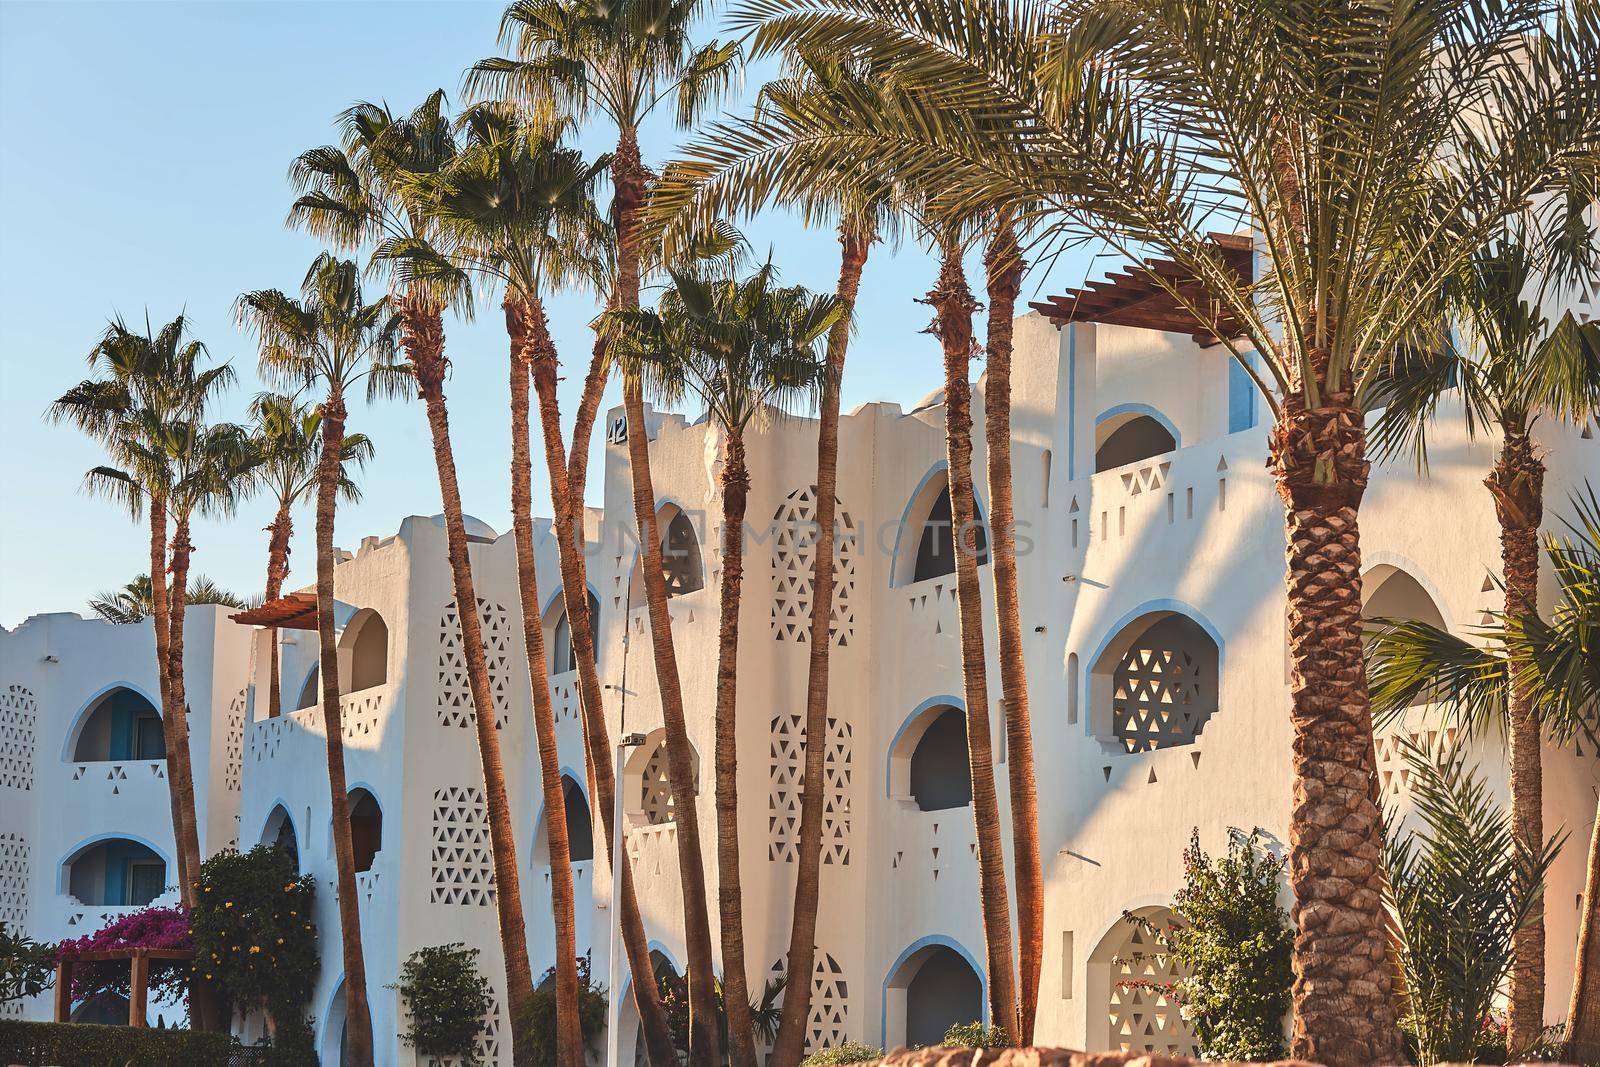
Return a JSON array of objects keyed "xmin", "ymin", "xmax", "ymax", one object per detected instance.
[
  {"xmin": 889, "ymin": 461, "xmax": 991, "ymax": 588},
  {"xmin": 617, "ymin": 940, "xmax": 682, "ymax": 1009},
  {"xmin": 530, "ymin": 766, "xmax": 594, "ymax": 866},
  {"xmin": 259, "ymin": 797, "xmax": 301, "ymax": 850},
  {"xmin": 620, "ymin": 497, "xmax": 706, "ymax": 595},
  {"xmin": 1093, "ymin": 402, "xmax": 1182, "ymax": 448},
  {"xmin": 326, "ymin": 781, "xmax": 383, "ymax": 862},
  {"xmin": 317, "ymin": 973, "xmax": 347, "ymax": 1063},
  {"xmin": 290, "ymin": 662, "xmax": 320, "ymax": 712},
  {"xmin": 58, "ymin": 832, "xmax": 172, "ymax": 896},
  {"xmin": 884, "ymin": 695, "xmax": 966, "ymax": 798},
  {"xmin": 539, "ymin": 580, "xmax": 604, "ymax": 619},
  {"xmin": 58, "ymin": 681, "xmax": 163, "ymax": 763},
  {"xmin": 880, "ymin": 934, "xmax": 989, "ymax": 1047},
  {"xmin": 1079, "ymin": 598, "xmax": 1225, "ymax": 738}
]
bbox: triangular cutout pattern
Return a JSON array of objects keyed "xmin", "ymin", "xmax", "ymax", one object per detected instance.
[
  {"xmin": 764, "ymin": 949, "xmax": 851, "ymax": 1056},
  {"xmin": 770, "ymin": 487, "xmax": 858, "ymax": 647},
  {"xmin": 0, "ymin": 831, "xmax": 29, "ymax": 935},
  {"xmin": 429, "ymin": 785, "xmax": 496, "ymax": 906},
  {"xmin": 437, "ymin": 598, "xmax": 514, "ymax": 730},
  {"xmin": 767, "ymin": 713, "xmax": 853, "ymax": 865},
  {"xmin": 0, "ymin": 684, "xmax": 38, "ymax": 792},
  {"xmin": 1106, "ymin": 910, "xmax": 1198, "ymax": 1055}
]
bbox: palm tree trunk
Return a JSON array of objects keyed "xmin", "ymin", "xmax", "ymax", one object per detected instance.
[
  {"xmin": 1269, "ymin": 385, "xmax": 1402, "ymax": 1067},
  {"xmin": 714, "ymin": 431, "xmax": 759, "ymax": 1067},
  {"xmin": 165, "ymin": 512, "xmax": 204, "ymax": 905},
  {"xmin": 929, "ymin": 237, "xmax": 1019, "ymax": 1039},
  {"xmin": 146, "ymin": 495, "xmax": 193, "ymax": 904},
  {"xmin": 1488, "ymin": 428, "xmax": 1547, "ymax": 1053},
  {"xmin": 504, "ymin": 297, "xmax": 584, "ymax": 1067},
  {"xmin": 772, "ymin": 221, "xmax": 872, "ymax": 1067},
  {"xmin": 530, "ymin": 290, "xmax": 677, "ymax": 1067},
  {"xmin": 1566, "ymin": 792, "xmax": 1600, "ymax": 1061},
  {"xmin": 264, "ymin": 500, "xmax": 294, "ymax": 721},
  {"xmin": 312, "ymin": 390, "xmax": 374, "ymax": 1067},
  {"xmin": 982, "ymin": 218, "xmax": 1042, "ymax": 1045},
  {"xmin": 622, "ymin": 371, "xmax": 722, "ymax": 1067}
]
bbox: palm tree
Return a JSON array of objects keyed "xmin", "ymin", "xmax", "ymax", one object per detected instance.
[
  {"xmin": 387, "ymin": 102, "xmax": 613, "ymax": 1067},
  {"xmin": 606, "ymin": 261, "xmax": 840, "ymax": 1067},
  {"xmin": 667, "ymin": 0, "xmax": 1598, "ymax": 1056},
  {"xmin": 50, "ymin": 315, "xmax": 232, "ymax": 908},
  {"xmin": 88, "ymin": 573, "xmax": 252, "ymax": 624},
  {"xmin": 288, "ymin": 93, "xmax": 559, "ymax": 1065},
  {"xmin": 237, "ymin": 254, "xmax": 400, "ymax": 1067},
  {"xmin": 246, "ymin": 393, "xmax": 373, "ymax": 719},
  {"xmin": 1370, "ymin": 240, "xmax": 1600, "ymax": 1048},
  {"xmin": 470, "ymin": 6, "xmax": 742, "ymax": 1061}
]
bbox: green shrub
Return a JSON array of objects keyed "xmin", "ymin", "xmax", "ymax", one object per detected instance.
[
  {"xmin": 941, "ymin": 1021, "xmax": 1009, "ymax": 1048},
  {"xmin": 802, "ymin": 1040, "xmax": 886, "ymax": 1064},
  {"xmin": 518, "ymin": 956, "xmax": 608, "ymax": 1066},
  {"xmin": 1163, "ymin": 826, "xmax": 1295, "ymax": 1060},
  {"xmin": 393, "ymin": 943, "xmax": 493, "ymax": 1065},
  {"xmin": 0, "ymin": 1018, "xmax": 237, "ymax": 1066},
  {"xmin": 0, "ymin": 923, "xmax": 54, "ymax": 1006}
]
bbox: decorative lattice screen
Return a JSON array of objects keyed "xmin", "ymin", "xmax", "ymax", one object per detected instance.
[
  {"xmin": 425, "ymin": 998, "xmax": 503, "ymax": 1066},
  {"xmin": 1110, "ymin": 619, "xmax": 1217, "ymax": 752},
  {"xmin": 771, "ymin": 488, "xmax": 857, "ymax": 646},
  {"xmin": 223, "ymin": 689, "xmax": 245, "ymax": 793},
  {"xmin": 768, "ymin": 713, "xmax": 852, "ymax": 865},
  {"xmin": 1106, "ymin": 912, "xmax": 1198, "ymax": 1056},
  {"xmin": 438, "ymin": 599, "xmax": 514, "ymax": 729},
  {"xmin": 430, "ymin": 786, "xmax": 496, "ymax": 906},
  {"xmin": 1375, "ymin": 724, "xmax": 1459, "ymax": 801},
  {"xmin": 638, "ymin": 743, "xmax": 698, "ymax": 825},
  {"xmin": 1, "ymin": 685, "xmax": 36, "ymax": 792},
  {"xmin": 766, "ymin": 950, "xmax": 851, "ymax": 1054},
  {"xmin": 0, "ymin": 831, "xmax": 27, "ymax": 928}
]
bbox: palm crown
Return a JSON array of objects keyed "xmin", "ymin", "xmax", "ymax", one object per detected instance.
[{"xmin": 249, "ymin": 392, "xmax": 373, "ymax": 510}]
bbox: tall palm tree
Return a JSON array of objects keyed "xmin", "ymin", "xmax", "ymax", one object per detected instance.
[
  {"xmin": 246, "ymin": 393, "xmax": 373, "ymax": 719},
  {"xmin": 1370, "ymin": 240, "xmax": 1600, "ymax": 1048},
  {"xmin": 606, "ymin": 261, "xmax": 840, "ymax": 1067},
  {"xmin": 287, "ymin": 93, "xmax": 556, "ymax": 1065},
  {"xmin": 388, "ymin": 102, "xmax": 612, "ymax": 1067},
  {"xmin": 237, "ymin": 255, "xmax": 400, "ymax": 1067},
  {"xmin": 667, "ymin": 0, "xmax": 1599, "ymax": 1056},
  {"xmin": 470, "ymin": 6, "xmax": 741, "ymax": 1061},
  {"xmin": 652, "ymin": 55, "xmax": 908, "ymax": 1059},
  {"xmin": 50, "ymin": 315, "xmax": 232, "ymax": 908},
  {"xmin": 89, "ymin": 573, "xmax": 252, "ymax": 624}
]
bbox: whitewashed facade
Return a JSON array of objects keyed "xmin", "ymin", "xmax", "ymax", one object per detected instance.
[{"xmin": 4, "ymin": 300, "xmax": 1599, "ymax": 1064}]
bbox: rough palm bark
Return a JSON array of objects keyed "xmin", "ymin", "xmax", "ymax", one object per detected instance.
[
  {"xmin": 622, "ymin": 369, "xmax": 723, "ymax": 1067},
  {"xmin": 529, "ymin": 289, "xmax": 679, "ymax": 1067},
  {"xmin": 982, "ymin": 220, "xmax": 1042, "ymax": 1044},
  {"xmin": 713, "ymin": 432, "xmax": 760, "ymax": 1067},
  {"xmin": 503, "ymin": 298, "xmax": 584, "ymax": 1067},
  {"xmin": 1567, "ymin": 793, "xmax": 1600, "ymax": 1062},
  {"xmin": 1269, "ymin": 383, "xmax": 1401, "ymax": 1067},
  {"xmin": 929, "ymin": 240, "xmax": 1020, "ymax": 1038},
  {"xmin": 771, "ymin": 222, "xmax": 871, "ymax": 1067},
  {"xmin": 399, "ymin": 296, "xmax": 543, "ymax": 1065},
  {"xmin": 263, "ymin": 501, "xmax": 293, "ymax": 720},
  {"xmin": 311, "ymin": 391, "xmax": 375, "ymax": 1067},
  {"xmin": 1487, "ymin": 428, "xmax": 1546, "ymax": 1052},
  {"xmin": 164, "ymin": 512, "xmax": 204, "ymax": 906},
  {"xmin": 145, "ymin": 495, "xmax": 193, "ymax": 903}
]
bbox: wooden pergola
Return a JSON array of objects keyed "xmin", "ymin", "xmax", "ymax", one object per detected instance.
[
  {"xmin": 230, "ymin": 591, "xmax": 318, "ymax": 630},
  {"xmin": 54, "ymin": 946, "xmax": 197, "ymax": 1027},
  {"xmin": 1029, "ymin": 233, "xmax": 1253, "ymax": 346}
]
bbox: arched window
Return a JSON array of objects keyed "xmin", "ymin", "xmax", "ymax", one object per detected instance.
[
  {"xmin": 262, "ymin": 805, "xmax": 299, "ymax": 867},
  {"xmin": 550, "ymin": 591, "xmax": 601, "ymax": 675},
  {"xmin": 296, "ymin": 666, "xmax": 320, "ymax": 712},
  {"xmin": 1091, "ymin": 612, "xmax": 1219, "ymax": 753},
  {"xmin": 1086, "ymin": 907, "xmax": 1197, "ymax": 1055},
  {"xmin": 910, "ymin": 709, "xmax": 972, "ymax": 811},
  {"xmin": 1095, "ymin": 412, "xmax": 1177, "ymax": 472},
  {"xmin": 64, "ymin": 838, "xmax": 166, "ymax": 906},
  {"xmin": 626, "ymin": 731, "xmax": 699, "ymax": 827},
  {"xmin": 1362, "ymin": 566, "xmax": 1448, "ymax": 631},
  {"xmin": 901, "ymin": 480, "xmax": 989, "ymax": 585},
  {"xmin": 348, "ymin": 788, "xmax": 382, "ymax": 873},
  {"xmin": 884, "ymin": 942, "xmax": 984, "ymax": 1050},
  {"xmin": 345, "ymin": 610, "xmax": 388, "ymax": 692},
  {"xmin": 661, "ymin": 508, "xmax": 704, "ymax": 596},
  {"xmin": 70, "ymin": 687, "xmax": 163, "ymax": 763},
  {"xmin": 535, "ymin": 775, "xmax": 595, "ymax": 865}
]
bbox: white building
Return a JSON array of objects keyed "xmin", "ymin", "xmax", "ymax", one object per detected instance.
[{"xmin": 4, "ymin": 285, "xmax": 1598, "ymax": 1063}]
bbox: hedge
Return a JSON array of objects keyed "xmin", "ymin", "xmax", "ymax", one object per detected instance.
[{"xmin": 0, "ymin": 1018, "xmax": 238, "ymax": 1066}]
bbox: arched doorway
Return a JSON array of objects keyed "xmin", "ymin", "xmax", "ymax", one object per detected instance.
[
  {"xmin": 344, "ymin": 610, "xmax": 388, "ymax": 692},
  {"xmin": 69, "ymin": 687, "xmax": 163, "ymax": 763},
  {"xmin": 261, "ymin": 805, "xmax": 299, "ymax": 867},
  {"xmin": 888, "ymin": 702, "xmax": 973, "ymax": 811},
  {"xmin": 549, "ymin": 591, "xmax": 602, "ymax": 675},
  {"xmin": 63, "ymin": 838, "xmax": 167, "ymax": 907},
  {"xmin": 347, "ymin": 789, "xmax": 382, "ymax": 873},
  {"xmin": 883, "ymin": 940, "xmax": 984, "ymax": 1049},
  {"xmin": 1095, "ymin": 410, "xmax": 1177, "ymax": 471},
  {"xmin": 895, "ymin": 472, "xmax": 989, "ymax": 585}
]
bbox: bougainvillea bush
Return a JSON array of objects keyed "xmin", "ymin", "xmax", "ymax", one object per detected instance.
[
  {"xmin": 189, "ymin": 845, "xmax": 318, "ymax": 1044},
  {"xmin": 56, "ymin": 905, "xmax": 193, "ymax": 1007}
]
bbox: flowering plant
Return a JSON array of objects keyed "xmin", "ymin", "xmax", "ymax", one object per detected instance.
[{"xmin": 56, "ymin": 905, "xmax": 194, "ymax": 1006}]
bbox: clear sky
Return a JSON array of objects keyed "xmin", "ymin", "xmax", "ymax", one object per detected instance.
[{"xmin": 0, "ymin": 0, "xmax": 1096, "ymax": 628}]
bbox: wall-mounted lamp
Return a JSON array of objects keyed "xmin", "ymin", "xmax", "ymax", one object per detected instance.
[{"xmin": 42, "ymin": 655, "xmax": 58, "ymax": 664}]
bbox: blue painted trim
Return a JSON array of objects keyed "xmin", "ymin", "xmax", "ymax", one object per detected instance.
[
  {"xmin": 888, "ymin": 462, "xmax": 989, "ymax": 588},
  {"xmin": 317, "ymin": 974, "xmax": 346, "ymax": 1061},
  {"xmin": 58, "ymin": 832, "xmax": 171, "ymax": 896},
  {"xmin": 618, "ymin": 940, "xmax": 681, "ymax": 1007},
  {"xmin": 884, "ymin": 695, "xmax": 966, "ymax": 797},
  {"xmin": 1080, "ymin": 599, "xmax": 1226, "ymax": 737},
  {"xmin": 291, "ymin": 662, "xmax": 320, "ymax": 710},
  {"xmin": 260, "ymin": 798, "xmax": 301, "ymax": 849},
  {"xmin": 531, "ymin": 766, "xmax": 592, "ymax": 844},
  {"xmin": 879, "ymin": 934, "xmax": 989, "ymax": 1048},
  {"xmin": 59, "ymin": 681, "xmax": 163, "ymax": 763},
  {"xmin": 540, "ymin": 581, "xmax": 603, "ymax": 619},
  {"xmin": 327, "ymin": 782, "xmax": 382, "ymax": 859},
  {"xmin": 1093, "ymin": 402, "xmax": 1182, "ymax": 448}
]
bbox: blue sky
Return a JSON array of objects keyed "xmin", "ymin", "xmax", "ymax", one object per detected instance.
[{"xmin": 0, "ymin": 0, "xmax": 1096, "ymax": 627}]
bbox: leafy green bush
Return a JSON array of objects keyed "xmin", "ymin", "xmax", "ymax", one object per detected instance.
[
  {"xmin": 941, "ymin": 1021, "xmax": 1009, "ymax": 1048},
  {"xmin": 190, "ymin": 845, "xmax": 318, "ymax": 1042},
  {"xmin": 518, "ymin": 956, "xmax": 608, "ymax": 1066},
  {"xmin": 802, "ymin": 1040, "xmax": 885, "ymax": 1064},
  {"xmin": 393, "ymin": 943, "xmax": 493, "ymax": 1065},
  {"xmin": 0, "ymin": 1018, "xmax": 237, "ymax": 1066},
  {"xmin": 0, "ymin": 923, "xmax": 54, "ymax": 1006},
  {"xmin": 1164, "ymin": 826, "xmax": 1295, "ymax": 1060}
]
